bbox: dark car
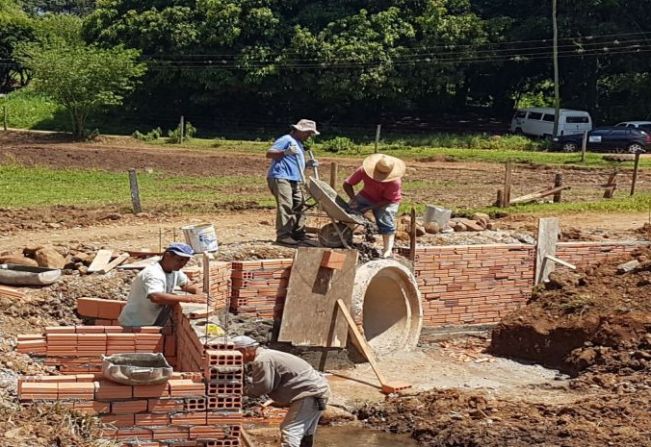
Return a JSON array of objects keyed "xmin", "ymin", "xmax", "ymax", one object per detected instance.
[{"xmin": 552, "ymin": 127, "xmax": 649, "ymax": 153}]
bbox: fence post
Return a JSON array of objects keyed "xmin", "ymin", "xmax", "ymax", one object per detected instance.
[
  {"xmin": 631, "ymin": 152, "xmax": 641, "ymax": 196},
  {"xmin": 374, "ymin": 124, "xmax": 381, "ymax": 153},
  {"xmin": 581, "ymin": 131, "xmax": 588, "ymax": 162},
  {"xmin": 2, "ymin": 105, "xmax": 7, "ymax": 131},
  {"xmin": 179, "ymin": 115, "xmax": 185, "ymax": 144},
  {"xmin": 329, "ymin": 162, "xmax": 338, "ymax": 189},
  {"xmin": 553, "ymin": 173, "xmax": 563, "ymax": 203},
  {"xmin": 128, "ymin": 169, "xmax": 143, "ymax": 214},
  {"xmin": 501, "ymin": 161, "xmax": 513, "ymax": 207}
]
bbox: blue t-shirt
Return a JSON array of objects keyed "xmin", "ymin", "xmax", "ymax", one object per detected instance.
[{"xmin": 267, "ymin": 135, "xmax": 305, "ymax": 182}]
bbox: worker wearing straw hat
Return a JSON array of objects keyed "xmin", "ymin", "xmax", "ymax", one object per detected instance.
[{"xmin": 343, "ymin": 154, "xmax": 406, "ymax": 258}]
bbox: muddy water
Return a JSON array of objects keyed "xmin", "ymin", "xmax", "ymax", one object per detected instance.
[{"xmin": 315, "ymin": 425, "xmax": 417, "ymax": 446}]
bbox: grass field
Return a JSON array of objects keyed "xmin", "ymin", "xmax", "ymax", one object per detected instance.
[{"xmin": 3, "ymin": 163, "xmax": 651, "ymax": 217}]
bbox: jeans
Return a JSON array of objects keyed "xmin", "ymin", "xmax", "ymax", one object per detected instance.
[
  {"xmin": 267, "ymin": 178, "xmax": 306, "ymax": 240},
  {"xmin": 353, "ymin": 195, "xmax": 399, "ymax": 234},
  {"xmin": 280, "ymin": 397, "xmax": 323, "ymax": 447}
]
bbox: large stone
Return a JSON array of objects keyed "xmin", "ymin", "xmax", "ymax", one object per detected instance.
[
  {"xmin": 34, "ymin": 246, "xmax": 66, "ymax": 269},
  {"xmin": 425, "ymin": 222, "xmax": 440, "ymax": 234},
  {"xmin": 453, "ymin": 222, "xmax": 467, "ymax": 232},
  {"xmin": 0, "ymin": 255, "xmax": 39, "ymax": 267},
  {"xmin": 395, "ymin": 231, "xmax": 410, "ymax": 241},
  {"xmin": 415, "ymin": 225, "xmax": 426, "ymax": 237},
  {"xmin": 22, "ymin": 245, "xmax": 44, "ymax": 258},
  {"xmin": 472, "ymin": 212, "xmax": 490, "ymax": 222},
  {"xmin": 462, "ymin": 219, "xmax": 485, "ymax": 232}
]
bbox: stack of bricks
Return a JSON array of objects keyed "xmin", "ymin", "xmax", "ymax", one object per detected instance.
[
  {"xmin": 17, "ymin": 326, "xmax": 167, "ymax": 372},
  {"xmin": 76, "ymin": 297, "xmax": 126, "ymax": 325},
  {"xmin": 556, "ymin": 241, "xmax": 648, "ymax": 268},
  {"xmin": 205, "ymin": 261, "xmax": 231, "ymax": 311},
  {"xmin": 230, "ymin": 258, "xmax": 292, "ymax": 319},
  {"xmin": 17, "ymin": 304, "xmax": 244, "ymax": 447},
  {"xmin": 400, "ymin": 244, "xmax": 535, "ymax": 327}
]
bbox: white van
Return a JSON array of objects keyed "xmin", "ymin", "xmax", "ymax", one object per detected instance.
[{"xmin": 510, "ymin": 107, "xmax": 592, "ymax": 137}]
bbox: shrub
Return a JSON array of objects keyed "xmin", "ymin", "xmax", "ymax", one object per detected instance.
[
  {"xmin": 320, "ymin": 136, "xmax": 356, "ymax": 153},
  {"xmin": 167, "ymin": 121, "xmax": 196, "ymax": 144},
  {"xmin": 132, "ymin": 127, "xmax": 162, "ymax": 141}
]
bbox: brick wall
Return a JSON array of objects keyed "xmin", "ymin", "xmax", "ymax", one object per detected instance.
[{"xmin": 402, "ymin": 240, "xmax": 649, "ymax": 328}]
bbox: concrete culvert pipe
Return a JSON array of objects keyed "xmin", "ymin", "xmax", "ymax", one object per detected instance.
[{"xmin": 351, "ymin": 259, "xmax": 423, "ymax": 356}]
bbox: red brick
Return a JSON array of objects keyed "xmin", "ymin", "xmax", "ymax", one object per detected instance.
[
  {"xmin": 134, "ymin": 413, "xmax": 170, "ymax": 426},
  {"xmin": 111, "ymin": 399, "xmax": 148, "ymax": 414},
  {"xmin": 96, "ymin": 381, "xmax": 133, "ymax": 400},
  {"xmin": 133, "ymin": 384, "xmax": 170, "ymax": 398},
  {"xmin": 58, "ymin": 382, "xmax": 95, "ymax": 399},
  {"xmin": 97, "ymin": 300, "xmax": 126, "ymax": 319},
  {"xmin": 77, "ymin": 298, "xmax": 101, "ymax": 318},
  {"xmin": 101, "ymin": 414, "xmax": 135, "ymax": 427}
]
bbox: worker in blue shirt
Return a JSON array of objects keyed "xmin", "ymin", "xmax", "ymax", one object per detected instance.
[{"xmin": 267, "ymin": 119, "xmax": 320, "ymax": 245}]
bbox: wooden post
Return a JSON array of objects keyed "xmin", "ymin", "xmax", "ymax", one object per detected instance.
[
  {"xmin": 329, "ymin": 162, "xmax": 338, "ymax": 189},
  {"xmin": 495, "ymin": 190, "xmax": 503, "ymax": 207},
  {"xmin": 374, "ymin": 124, "xmax": 381, "ymax": 153},
  {"xmin": 2, "ymin": 105, "xmax": 7, "ymax": 131},
  {"xmin": 128, "ymin": 169, "xmax": 142, "ymax": 214},
  {"xmin": 553, "ymin": 173, "xmax": 563, "ymax": 203},
  {"xmin": 581, "ymin": 131, "xmax": 588, "ymax": 162},
  {"xmin": 409, "ymin": 207, "xmax": 417, "ymax": 270},
  {"xmin": 631, "ymin": 152, "xmax": 641, "ymax": 196},
  {"xmin": 179, "ymin": 115, "xmax": 185, "ymax": 144},
  {"xmin": 501, "ymin": 161, "xmax": 513, "ymax": 207}
]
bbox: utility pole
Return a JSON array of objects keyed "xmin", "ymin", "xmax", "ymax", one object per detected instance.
[{"xmin": 552, "ymin": 0, "xmax": 561, "ymax": 138}]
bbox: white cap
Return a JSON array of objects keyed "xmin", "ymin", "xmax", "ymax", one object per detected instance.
[{"xmin": 231, "ymin": 335, "xmax": 259, "ymax": 349}]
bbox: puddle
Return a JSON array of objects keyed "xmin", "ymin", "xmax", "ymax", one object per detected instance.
[{"xmin": 315, "ymin": 425, "xmax": 417, "ymax": 446}]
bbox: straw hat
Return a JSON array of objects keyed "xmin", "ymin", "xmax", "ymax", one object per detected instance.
[
  {"xmin": 291, "ymin": 119, "xmax": 320, "ymax": 135},
  {"xmin": 362, "ymin": 154, "xmax": 406, "ymax": 182}
]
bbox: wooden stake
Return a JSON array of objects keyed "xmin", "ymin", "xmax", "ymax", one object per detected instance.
[
  {"xmin": 374, "ymin": 124, "xmax": 381, "ymax": 153},
  {"xmin": 631, "ymin": 152, "xmax": 641, "ymax": 196},
  {"xmin": 409, "ymin": 207, "xmax": 417, "ymax": 270},
  {"xmin": 329, "ymin": 162, "xmax": 338, "ymax": 189},
  {"xmin": 581, "ymin": 131, "xmax": 588, "ymax": 162},
  {"xmin": 501, "ymin": 161, "xmax": 513, "ymax": 207},
  {"xmin": 179, "ymin": 115, "xmax": 185, "ymax": 144},
  {"xmin": 2, "ymin": 105, "xmax": 7, "ymax": 131},
  {"xmin": 553, "ymin": 173, "xmax": 563, "ymax": 203},
  {"xmin": 128, "ymin": 169, "xmax": 142, "ymax": 214}
]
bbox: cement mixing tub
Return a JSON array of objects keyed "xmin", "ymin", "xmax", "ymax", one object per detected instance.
[
  {"xmin": 351, "ymin": 259, "xmax": 423, "ymax": 356},
  {"xmin": 102, "ymin": 353, "xmax": 172, "ymax": 386},
  {"xmin": 0, "ymin": 264, "xmax": 61, "ymax": 286}
]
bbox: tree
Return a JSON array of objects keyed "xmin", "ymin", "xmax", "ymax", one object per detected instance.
[
  {"xmin": 20, "ymin": 0, "xmax": 96, "ymax": 16},
  {"xmin": 0, "ymin": 0, "xmax": 34, "ymax": 92},
  {"xmin": 17, "ymin": 21, "xmax": 146, "ymax": 138}
]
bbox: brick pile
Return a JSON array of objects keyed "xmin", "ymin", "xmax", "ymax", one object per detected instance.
[
  {"xmin": 556, "ymin": 241, "xmax": 647, "ymax": 268},
  {"xmin": 16, "ymin": 304, "xmax": 244, "ymax": 447},
  {"xmin": 230, "ymin": 259, "xmax": 292, "ymax": 319}
]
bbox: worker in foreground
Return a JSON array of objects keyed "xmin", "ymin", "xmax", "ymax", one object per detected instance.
[
  {"xmin": 266, "ymin": 119, "xmax": 320, "ymax": 245},
  {"xmin": 233, "ymin": 335, "xmax": 329, "ymax": 447},
  {"xmin": 343, "ymin": 153, "xmax": 406, "ymax": 258},
  {"xmin": 118, "ymin": 243, "xmax": 205, "ymax": 327}
]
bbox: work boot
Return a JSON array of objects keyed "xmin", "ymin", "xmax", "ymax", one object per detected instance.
[
  {"xmin": 381, "ymin": 233, "xmax": 395, "ymax": 258},
  {"xmin": 276, "ymin": 236, "xmax": 298, "ymax": 245},
  {"xmin": 300, "ymin": 435, "xmax": 314, "ymax": 447},
  {"xmin": 292, "ymin": 231, "xmax": 307, "ymax": 241}
]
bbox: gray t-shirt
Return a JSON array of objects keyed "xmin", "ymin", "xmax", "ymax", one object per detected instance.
[{"xmin": 118, "ymin": 263, "xmax": 188, "ymax": 327}]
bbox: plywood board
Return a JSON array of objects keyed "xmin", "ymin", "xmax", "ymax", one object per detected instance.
[
  {"xmin": 278, "ymin": 247, "xmax": 358, "ymax": 347},
  {"xmin": 87, "ymin": 250, "xmax": 112, "ymax": 273},
  {"xmin": 535, "ymin": 217, "xmax": 560, "ymax": 284},
  {"xmin": 98, "ymin": 253, "xmax": 129, "ymax": 274},
  {"xmin": 119, "ymin": 256, "xmax": 161, "ymax": 270}
]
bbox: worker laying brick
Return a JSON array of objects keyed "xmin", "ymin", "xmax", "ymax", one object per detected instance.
[
  {"xmin": 118, "ymin": 243, "xmax": 204, "ymax": 327},
  {"xmin": 343, "ymin": 153, "xmax": 406, "ymax": 258},
  {"xmin": 232, "ymin": 335, "xmax": 329, "ymax": 447}
]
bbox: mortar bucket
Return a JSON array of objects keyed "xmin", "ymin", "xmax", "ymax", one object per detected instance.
[{"xmin": 182, "ymin": 223, "xmax": 218, "ymax": 253}]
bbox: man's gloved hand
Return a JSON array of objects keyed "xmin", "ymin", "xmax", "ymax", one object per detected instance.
[
  {"xmin": 306, "ymin": 159, "xmax": 319, "ymax": 168},
  {"xmin": 286, "ymin": 143, "xmax": 301, "ymax": 155}
]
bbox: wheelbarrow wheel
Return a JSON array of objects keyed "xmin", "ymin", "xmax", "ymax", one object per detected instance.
[{"xmin": 318, "ymin": 223, "xmax": 353, "ymax": 248}]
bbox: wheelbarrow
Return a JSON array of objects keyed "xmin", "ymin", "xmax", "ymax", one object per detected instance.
[{"xmin": 307, "ymin": 176, "xmax": 375, "ymax": 248}]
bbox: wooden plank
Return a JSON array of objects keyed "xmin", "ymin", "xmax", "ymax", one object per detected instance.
[
  {"xmin": 119, "ymin": 256, "xmax": 160, "ymax": 270},
  {"xmin": 545, "ymin": 254, "xmax": 576, "ymax": 270},
  {"xmin": 535, "ymin": 217, "xmax": 560, "ymax": 284},
  {"xmin": 98, "ymin": 253, "xmax": 129, "ymax": 274},
  {"xmin": 501, "ymin": 161, "xmax": 513, "ymax": 207},
  {"xmin": 510, "ymin": 185, "xmax": 570, "ymax": 205},
  {"xmin": 278, "ymin": 247, "xmax": 358, "ymax": 347},
  {"xmin": 87, "ymin": 250, "xmax": 113, "ymax": 273}
]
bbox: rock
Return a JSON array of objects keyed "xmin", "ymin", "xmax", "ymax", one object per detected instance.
[
  {"xmin": 486, "ymin": 222, "xmax": 496, "ymax": 230},
  {"xmin": 425, "ymin": 222, "xmax": 440, "ymax": 234},
  {"xmin": 34, "ymin": 246, "xmax": 66, "ymax": 269},
  {"xmin": 321, "ymin": 405, "xmax": 355, "ymax": 424},
  {"xmin": 395, "ymin": 231, "xmax": 410, "ymax": 241},
  {"xmin": 0, "ymin": 255, "xmax": 39, "ymax": 267},
  {"xmin": 47, "ymin": 222, "xmax": 62, "ymax": 229},
  {"xmin": 617, "ymin": 260, "xmax": 640, "ymax": 274},
  {"xmin": 416, "ymin": 225, "xmax": 426, "ymax": 237},
  {"xmin": 23, "ymin": 245, "xmax": 44, "ymax": 258},
  {"xmin": 461, "ymin": 219, "xmax": 484, "ymax": 232},
  {"xmin": 453, "ymin": 222, "xmax": 467, "ymax": 232},
  {"xmin": 259, "ymin": 220, "xmax": 272, "ymax": 226},
  {"xmin": 472, "ymin": 212, "xmax": 490, "ymax": 222},
  {"xmin": 71, "ymin": 252, "xmax": 91, "ymax": 263},
  {"xmin": 102, "ymin": 213, "xmax": 122, "ymax": 220}
]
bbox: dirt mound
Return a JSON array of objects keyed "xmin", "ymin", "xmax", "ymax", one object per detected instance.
[
  {"xmin": 491, "ymin": 248, "xmax": 651, "ymax": 378},
  {"xmin": 636, "ymin": 222, "xmax": 651, "ymax": 240},
  {"xmin": 358, "ymin": 388, "xmax": 651, "ymax": 447}
]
